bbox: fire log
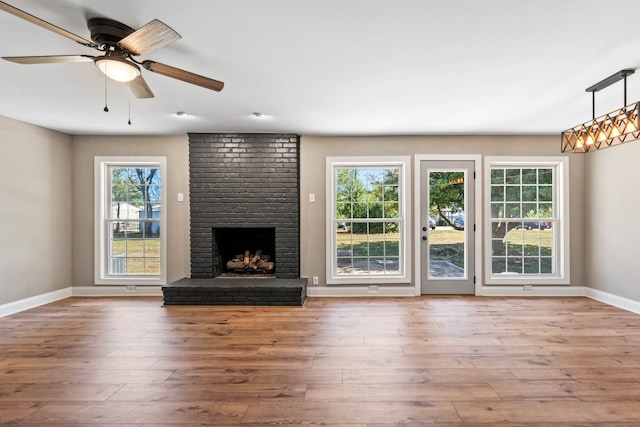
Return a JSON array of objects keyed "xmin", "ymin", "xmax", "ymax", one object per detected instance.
[
  {"xmin": 256, "ymin": 259, "xmax": 274, "ymax": 271},
  {"xmin": 226, "ymin": 249, "xmax": 274, "ymax": 273},
  {"xmin": 250, "ymin": 250, "xmax": 262, "ymax": 264},
  {"xmin": 226, "ymin": 260, "xmax": 248, "ymax": 270}
]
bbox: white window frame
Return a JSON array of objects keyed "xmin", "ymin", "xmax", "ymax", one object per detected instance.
[
  {"xmin": 326, "ymin": 156, "xmax": 411, "ymax": 285},
  {"xmin": 483, "ymin": 156, "xmax": 570, "ymax": 285},
  {"xmin": 94, "ymin": 156, "xmax": 167, "ymax": 285}
]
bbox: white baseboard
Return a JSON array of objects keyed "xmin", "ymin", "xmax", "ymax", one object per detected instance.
[
  {"xmin": 479, "ymin": 285, "xmax": 586, "ymax": 297},
  {"xmin": 307, "ymin": 285, "xmax": 417, "ymax": 297},
  {"xmin": 4, "ymin": 285, "xmax": 639, "ymax": 317},
  {"xmin": 0, "ymin": 287, "xmax": 72, "ymax": 318},
  {"xmin": 585, "ymin": 287, "xmax": 640, "ymax": 315},
  {"xmin": 72, "ymin": 286, "xmax": 163, "ymax": 297},
  {"xmin": 308, "ymin": 285, "xmax": 588, "ymax": 298}
]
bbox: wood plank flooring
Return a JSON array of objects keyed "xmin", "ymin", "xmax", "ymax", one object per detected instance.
[{"xmin": 1, "ymin": 296, "xmax": 640, "ymax": 425}]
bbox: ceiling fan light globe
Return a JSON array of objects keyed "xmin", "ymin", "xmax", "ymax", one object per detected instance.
[{"xmin": 95, "ymin": 56, "xmax": 140, "ymax": 82}]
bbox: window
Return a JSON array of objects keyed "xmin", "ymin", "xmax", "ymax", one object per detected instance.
[
  {"xmin": 326, "ymin": 157, "xmax": 410, "ymax": 284},
  {"xmin": 95, "ymin": 157, "xmax": 166, "ymax": 285},
  {"xmin": 484, "ymin": 157, "xmax": 569, "ymax": 284}
]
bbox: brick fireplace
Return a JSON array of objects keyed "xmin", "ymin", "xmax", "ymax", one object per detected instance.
[{"xmin": 162, "ymin": 133, "xmax": 306, "ymax": 306}]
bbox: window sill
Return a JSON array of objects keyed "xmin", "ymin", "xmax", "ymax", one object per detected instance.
[
  {"xmin": 485, "ymin": 276, "xmax": 570, "ymax": 286},
  {"xmin": 95, "ymin": 277, "xmax": 166, "ymax": 286},
  {"xmin": 326, "ymin": 277, "xmax": 411, "ymax": 285}
]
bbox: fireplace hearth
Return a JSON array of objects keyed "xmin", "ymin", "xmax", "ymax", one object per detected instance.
[{"xmin": 162, "ymin": 277, "xmax": 307, "ymax": 306}]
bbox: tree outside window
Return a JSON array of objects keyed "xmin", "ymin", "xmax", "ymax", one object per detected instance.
[
  {"xmin": 328, "ymin": 158, "xmax": 410, "ymax": 284},
  {"xmin": 484, "ymin": 157, "xmax": 569, "ymax": 285}
]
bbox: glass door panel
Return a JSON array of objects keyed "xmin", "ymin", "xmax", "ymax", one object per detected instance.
[{"xmin": 420, "ymin": 160, "xmax": 475, "ymax": 294}]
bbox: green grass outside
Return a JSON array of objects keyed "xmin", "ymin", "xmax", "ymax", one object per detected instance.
[
  {"xmin": 111, "ymin": 239, "xmax": 160, "ymax": 275},
  {"xmin": 428, "ymin": 228, "xmax": 465, "ymax": 268},
  {"xmin": 337, "ymin": 228, "xmax": 553, "ymax": 271},
  {"xmin": 337, "ymin": 232, "xmax": 399, "ymax": 257}
]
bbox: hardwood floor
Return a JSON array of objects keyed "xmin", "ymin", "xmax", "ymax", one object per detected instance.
[{"xmin": 1, "ymin": 296, "xmax": 640, "ymax": 425}]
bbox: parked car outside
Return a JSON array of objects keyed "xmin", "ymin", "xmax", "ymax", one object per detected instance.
[
  {"xmin": 515, "ymin": 221, "xmax": 551, "ymax": 230},
  {"xmin": 452, "ymin": 216, "xmax": 464, "ymax": 230},
  {"xmin": 428, "ymin": 216, "xmax": 436, "ymax": 230},
  {"xmin": 337, "ymin": 222, "xmax": 350, "ymax": 233}
]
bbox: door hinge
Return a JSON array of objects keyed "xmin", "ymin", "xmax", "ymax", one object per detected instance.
[
  {"xmin": 473, "ymin": 276, "xmax": 476, "ymax": 284},
  {"xmin": 473, "ymin": 223, "xmax": 476, "ymax": 232},
  {"xmin": 473, "ymin": 171, "xmax": 476, "ymax": 179}
]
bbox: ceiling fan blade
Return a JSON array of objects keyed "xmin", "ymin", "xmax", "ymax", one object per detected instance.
[
  {"xmin": 119, "ymin": 19, "xmax": 181, "ymax": 56},
  {"xmin": 142, "ymin": 60, "xmax": 224, "ymax": 92},
  {"xmin": 127, "ymin": 75, "xmax": 154, "ymax": 99},
  {"xmin": 0, "ymin": 1, "xmax": 96, "ymax": 48},
  {"xmin": 2, "ymin": 54, "xmax": 95, "ymax": 64}
]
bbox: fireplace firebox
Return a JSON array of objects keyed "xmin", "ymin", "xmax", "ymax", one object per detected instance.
[{"xmin": 213, "ymin": 227, "xmax": 276, "ymax": 277}]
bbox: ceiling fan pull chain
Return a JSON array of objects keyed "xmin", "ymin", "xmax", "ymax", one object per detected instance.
[
  {"xmin": 128, "ymin": 92, "xmax": 132, "ymax": 125},
  {"xmin": 103, "ymin": 68, "xmax": 109, "ymax": 112}
]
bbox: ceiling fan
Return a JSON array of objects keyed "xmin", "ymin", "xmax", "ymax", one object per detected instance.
[{"xmin": 0, "ymin": 1, "xmax": 224, "ymax": 99}]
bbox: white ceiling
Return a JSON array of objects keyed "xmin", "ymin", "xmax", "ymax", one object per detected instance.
[{"xmin": 2, "ymin": 0, "xmax": 640, "ymax": 136}]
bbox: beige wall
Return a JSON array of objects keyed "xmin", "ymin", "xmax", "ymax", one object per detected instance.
[
  {"xmin": 0, "ymin": 116, "xmax": 613, "ymax": 305},
  {"xmin": 300, "ymin": 135, "xmax": 586, "ymax": 289},
  {"xmin": 0, "ymin": 116, "xmax": 72, "ymax": 304},
  {"xmin": 584, "ymin": 141, "xmax": 640, "ymax": 301},
  {"xmin": 71, "ymin": 135, "xmax": 190, "ymax": 287}
]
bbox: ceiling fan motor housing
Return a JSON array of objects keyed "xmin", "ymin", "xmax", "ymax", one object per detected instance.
[{"xmin": 87, "ymin": 17, "xmax": 134, "ymax": 50}]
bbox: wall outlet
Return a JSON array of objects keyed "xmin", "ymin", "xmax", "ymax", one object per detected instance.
[
  {"xmin": 309, "ymin": 193, "xmax": 316, "ymax": 203},
  {"xmin": 312, "ymin": 276, "xmax": 319, "ymax": 285},
  {"xmin": 523, "ymin": 285, "xmax": 534, "ymax": 292},
  {"xmin": 369, "ymin": 285, "xmax": 379, "ymax": 293},
  {"xmin": 126, "ymin": 285, "xmax": 136, "ymax": 292}
]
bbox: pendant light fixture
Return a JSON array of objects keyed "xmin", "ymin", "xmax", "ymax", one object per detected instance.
[{"xmin": 561, "ymin": 69, "xmax": 640, "ymax": 153}]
